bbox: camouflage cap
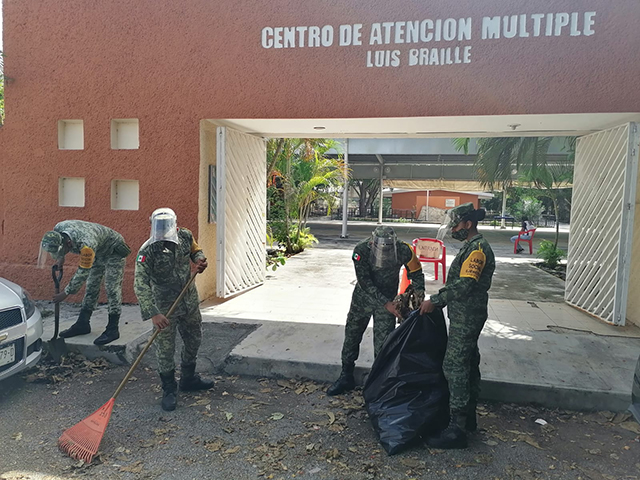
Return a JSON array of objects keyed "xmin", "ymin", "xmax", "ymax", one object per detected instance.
[
  {"xmin": 41, "ymin": 231, "xmax": 63, "ymax": 253},
  {"xmin": 447, "ymin": 203, "xmax": 476, "ymax": 227},
  {"xmin": 372, "ymin": 226, "xmax": 396, "ymax": 238}
]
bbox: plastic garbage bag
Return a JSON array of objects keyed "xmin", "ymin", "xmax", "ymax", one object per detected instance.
[
  {"xmin": 363, "ymin": 308, "xmax": 450, "ymax": 455},
  {"xmin": 630, "ymin": 354, "xmax": 640, "ymax": 423}
]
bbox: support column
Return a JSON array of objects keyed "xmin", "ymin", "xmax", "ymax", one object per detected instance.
[
  {"xmin": 340, "ymin": 139, "xmax": 349, "ymax": 238},
  {"xmin": 378, "ymin": 165, "xmax": 384, "ymax": 225},
  {"xmin": 426, "ymin": 189, "xmax": 430, "ymax": 222},
  {"xmin": 376, "ymin": 154, "xmax": 385, "ymax": 224},
  {"xmin": 500, "ymin": 187, "xmax": 507, "ymax": 229}
]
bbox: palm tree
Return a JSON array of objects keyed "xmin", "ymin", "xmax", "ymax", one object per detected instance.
[
  {"xmin": 267, "ymin": 138, "xmax": 346, "ymax": 253},
  {"xmin": 454, "ymin": 137, "xmax": 552, "ymax": 227},
  {"xmin": 518, "ymin": 151, "xmax": 573, "ymax": 247},
  {"xmin": 454, "ymin": 137, "xmax": 571, "ymax": 230}
]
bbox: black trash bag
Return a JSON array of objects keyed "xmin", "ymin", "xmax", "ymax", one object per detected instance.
[
  {"xmin": 363, "ymin": 308, "xmax": 450, "ymax": 455},
  {"xmin": 630, "ymin": 354, "xmax": 640, "ymax": 423}
]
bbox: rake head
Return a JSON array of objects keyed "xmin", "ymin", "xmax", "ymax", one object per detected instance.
[{"xmin": 58, "ymin": 397, "xmax": 115, "ymax": 463}]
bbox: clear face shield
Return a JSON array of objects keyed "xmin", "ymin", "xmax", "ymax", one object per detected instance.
[
  {"xmin": 436, "ymin": 210, "xmax": 456, "ymax": 241},
  {"xmin": 370, "ymin": 230, "xmax": 398, "ymax": 269},
  {"xmin": 150, "ymin": 208, "xmax": 179, "ymax": 244},
  {"xmin": 37, "ymin": 245, "xmax": 63, "ymax": 269},
  {"xmin": 37, "ymin": 232, "xmax": 66, "ymax": 269}
]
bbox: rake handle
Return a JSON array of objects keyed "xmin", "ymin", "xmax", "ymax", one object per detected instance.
[{"xmin": 112, "ymin": 271, "xmax": 199, "ymax": 400}]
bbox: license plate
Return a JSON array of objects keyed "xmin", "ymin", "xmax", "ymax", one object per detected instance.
[{"xmin": 0, "ymin": 344, "xmax": 16, "ymax": 367}]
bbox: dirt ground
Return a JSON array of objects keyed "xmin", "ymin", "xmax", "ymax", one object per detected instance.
[{"xmin": 2, "ymin": 354, "xmax": 639, "ymax": 480}]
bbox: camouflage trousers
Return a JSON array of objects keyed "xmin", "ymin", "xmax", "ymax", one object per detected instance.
[
  {"xmin": 340, "ymin": 292, "xmax": 396, "ymax": 367},
  {"xmin": 81, "ymin": 256, "xmax": 126, "ymax": 315},
  {"xmin": 443, "ymin": 306, "xmax": 488, "ymax": 414},
  {"xmin": 154, "ymin": 309, "xmax": 203, "ymax": 375}
]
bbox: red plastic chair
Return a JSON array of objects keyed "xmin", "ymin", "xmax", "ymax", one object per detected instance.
[
  {"xmin": 412, "ymin": 238, "xmax": 446, "ymax": 284},
  {"xmin": 514, "ymin": 228, "xmax": 537, "ymax": 254}
]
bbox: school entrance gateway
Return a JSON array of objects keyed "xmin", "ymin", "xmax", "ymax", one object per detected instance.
[{"xmin": 0, "ymin": 0, "xmax": 639, "ymax": 326}]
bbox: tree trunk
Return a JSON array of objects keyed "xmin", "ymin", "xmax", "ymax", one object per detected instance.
[
  {"xmin": 364, "ymin": 188, "xmax": 378, "ymax": 217},
  {"xmin": 284, "ymin": 152, "xmax": 293, "ymax": 253},
  {"xmin": 500, "ymin": 188, "xmax": 508, "ymax": 229},
  {"xmin": 267, "ymin": 138, "xmax": 285, "ymax": 179},
  {"xmin": 359, "ymin": 187, "xmax": 368, "ymax": 217},
  {"xmin": 553, "ymin": 196, "xmax": 560, "ymax": 248}
]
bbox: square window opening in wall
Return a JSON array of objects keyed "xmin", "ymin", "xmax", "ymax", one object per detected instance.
[
  {"xmin": 111, "ymin": 119, "xmax": 139, "ymax": 149},
  {"xmin": 59, "ymin": 177, "xmax": 85, "ymax": 207},
  {"xmin": 111, "ymin": 180, "xmax": 139, "ymax": 210},
  {"xmin": 58, "ymin": 120, "xmax": 84, "ymax": 150}
]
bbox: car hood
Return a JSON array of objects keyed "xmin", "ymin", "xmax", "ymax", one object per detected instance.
[{"xmin": 0, "ymin": 278, "xmax": 23, "ymax": 308}]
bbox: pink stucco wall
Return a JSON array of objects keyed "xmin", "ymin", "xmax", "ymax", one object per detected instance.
[{"xmin": 1, "ymin": 0, "xmax": 639, "ymax": 300}]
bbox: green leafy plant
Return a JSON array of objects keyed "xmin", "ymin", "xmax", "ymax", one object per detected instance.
[
  {"xmin": 267, "ymin": 221, "xmax": 318, "ymax": 255},
  {"xmin": 453, "ymin": 136, "xmax": 574, "ymax": 244},
  {"xmin": 290, "ymin": 226, "xmax": 318, "ymax": 253},
  {"xmin": 512, "ymin": 197, "xmax": 544, "ymax": 224},
  {"xmin": 267, "ymin": 138, "xmax": 346, "ymax": 255},
  {"xmin": 537, "ymin": 239, "xmax": 565, "ymax": 269},
  {"xmin": 266, "ymin": 250, "xmax": 286, "ymax": 271}
]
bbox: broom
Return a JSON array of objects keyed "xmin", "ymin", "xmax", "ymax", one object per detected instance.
[{"xmin": 58, "ymin": 271, "xmax": 199, "ymax": 463}]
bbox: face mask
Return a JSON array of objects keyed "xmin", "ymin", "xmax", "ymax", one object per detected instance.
[{"xmin": 451, "ymin": 229, "xmax": 469, "ymax": 242}]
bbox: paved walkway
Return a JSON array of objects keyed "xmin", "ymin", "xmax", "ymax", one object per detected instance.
[{"xmin": 42, "ymin": 221, "xmax": 640, "ymax": 412}]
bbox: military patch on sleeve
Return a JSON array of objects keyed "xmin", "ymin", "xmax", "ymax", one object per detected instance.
[
  {"xmin": 137, "ymin": 254, "xmax": 146, "ymax": 263},
  {"xmin": 460, "ymin": 246, "xmax": 486, "ymax": 281},
  {"xmin": 406, "ymin": 247, "xmax": 422, "ymax": 273},
  {"xmin": 79, "ymin": 246, "xmax": 95, "ymax": 269},
  {"xmin": 190, "ymin": 238, "xmax": 202, "ymax": 254},
  {"xmin": 353, "ymin": 253, "xmax": 361, "ymax": 261}
]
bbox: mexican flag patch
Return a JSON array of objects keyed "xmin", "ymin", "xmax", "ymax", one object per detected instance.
[
  {"xmin": 353, "ymin": 253, "xmax": 360, "ymax": 261},
  {"xmin": 137, "ymin": 254, "xmax": 146, "ymax": 263}
]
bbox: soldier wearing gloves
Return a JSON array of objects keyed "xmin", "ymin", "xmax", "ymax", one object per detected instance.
[
  {"xmin": 38, "ymin": 221, "xmax": 131, "ymax": 345},
  {"xmin": 420, "ymin": 203, "xmax": 495, "ymax": 449},
  {"xmin": 134, "ymin": 208, "xmax": 213, "ymax": 411},
  {"xmin": 327, "ymin": 226, "xmax": 425, "ymax": 396}
]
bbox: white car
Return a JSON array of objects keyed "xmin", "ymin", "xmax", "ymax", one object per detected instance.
[{"xmin": 0, "ymin": 278, "xmax": 43, "ymax": 381}]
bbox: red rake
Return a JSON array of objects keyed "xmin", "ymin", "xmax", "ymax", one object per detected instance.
[{"xmin": 58, "ymin": 271, "xmax": 199, "ymax": 463}]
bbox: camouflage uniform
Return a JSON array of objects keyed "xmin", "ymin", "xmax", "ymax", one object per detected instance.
[
  {"xmin": 134, "ymin": 228, "xmax": 206, "ymax": 375},
  {"xmin": 341, "ymin": 238, "xmax": 425, "ymax": 366},
  {"xmin": 430, "ymin": 233, "xmax": 495, "ymax": 415},
  {"xmin": 52, "ymin": 220, "xmax": 130, "ymax": 314}
]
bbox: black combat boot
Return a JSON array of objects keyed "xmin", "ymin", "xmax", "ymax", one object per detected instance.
[
  {"xmin": 179, "ymin": 363, "xmax": 215, "ymax": 391},
  {"xmin": 466, "ymin": 402, "xmax": 478, "ymax": 432},
  {"xmin": 426, "ymin": 412, "xmax": 468, "ymax": 449},
  {"xmin": 94, "ymin": 313, "xmax": 120, "ymax": 345},
  {"xmin": 160, "ymin": 371, "xmax": 178, "ymax": 411},
  {"xmin": 59, "ymin": 309, "xmax": 92, "ymax": 338},
  {"xmin": 326, "ymin": 364, "xmax": 355, "ymax": 396}
]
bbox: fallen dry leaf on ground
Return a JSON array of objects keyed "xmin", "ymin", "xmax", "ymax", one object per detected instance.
[{"xmin": 120, "ymin": 461, "xmax": 144, "ymax": 473}]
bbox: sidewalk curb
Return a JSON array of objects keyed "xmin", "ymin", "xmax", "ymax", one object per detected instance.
[
  {"xmin": 44, "ymin": 328, "xmax": 152, "ymax": 365},
  {"xmin": 480, "ymin": 379, "xmax": 631, "ymax": 413},
  {"xmin": 224, "ymin": 348, "xmax": 632, "ymax": 413}
]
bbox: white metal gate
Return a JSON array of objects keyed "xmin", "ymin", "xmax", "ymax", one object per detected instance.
[
  {"xmin": 216, "ymin": 127, "xmax": 267, "ymax": 297},
  {"xmin": 565, "ymin": 123, "xmax": 639, "ymax": 325}
]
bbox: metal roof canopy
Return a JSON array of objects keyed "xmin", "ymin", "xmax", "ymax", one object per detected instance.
[{"xmin": 346, "ymin": 153, "xmax": 569, "ymax": 181}]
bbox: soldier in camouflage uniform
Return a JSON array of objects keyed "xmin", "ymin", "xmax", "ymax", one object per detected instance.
[
  {"xmin": 134, "ymin": 208, "xmax": 213, "ymax": 411},
  {"xmin": 38, "ymin": 221, "xmax": 131, "ymax": 345},
  {"xmin": 327, "ymin": 226, "xmax": 425, "ymax": 396},
  {"xmin": 420, "ymin": 203, "xmax": 495, "ymax": 449}
]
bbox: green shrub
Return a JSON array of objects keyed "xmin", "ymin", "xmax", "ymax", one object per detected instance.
[
  {"xmin": 513, "ymin": 197, "xmax": 544, "ymax": 224},
  {"xmin": 537, "ymin": 240, "xmax": 565, "ymax": 269},
  {"xmin": 266, "ymin": 250, "xmax": 286, "ymax": 271},
  {"xmin": 290, "ymin": 226, "xmax": 318, "ymax": 253},
  {"xmin": 267, "ymin": 221, "xmax": 317, "ymax": 254}
]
